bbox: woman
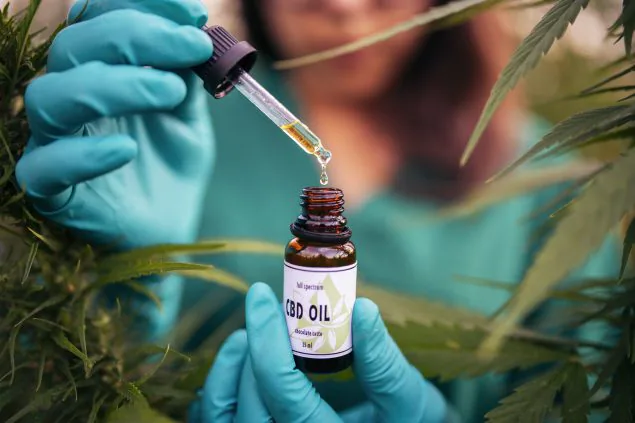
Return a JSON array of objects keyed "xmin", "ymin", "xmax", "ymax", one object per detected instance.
[
  {"xmin": 14, "ymin": 0, "xmax": 619, "ymax": 422},
  {"xmin": 189, "ymin": 1, "xmax": 618, "ymax": 418}
]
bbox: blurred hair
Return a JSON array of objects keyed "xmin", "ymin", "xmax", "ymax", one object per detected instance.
[{"xmin": 239, "ymin": 1, "xmax": 521, "ymax": 202}]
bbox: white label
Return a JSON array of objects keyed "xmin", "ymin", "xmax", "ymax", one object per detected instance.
[{"xmin": 283, "ymin": 261, "xmax": 357, "ymax": 359}]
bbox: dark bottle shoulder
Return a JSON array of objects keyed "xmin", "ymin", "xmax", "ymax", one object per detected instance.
[{"xmin": 285, "ymin": 238, "xmax": 356, "ymax": 267}]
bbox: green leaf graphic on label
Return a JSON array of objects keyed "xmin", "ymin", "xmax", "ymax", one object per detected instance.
[
  {"xmin": 285, "ymin": 266, "xmax": 355, "ymax": 356},
  {"xmin": 324, "ymin": 275, "xmax": 339, "ymax": 311}
]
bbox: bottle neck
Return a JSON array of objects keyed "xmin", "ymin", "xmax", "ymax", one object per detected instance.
[{"xmin": 291, "ymin": 187, "xmax": 352, "ymax": 244}]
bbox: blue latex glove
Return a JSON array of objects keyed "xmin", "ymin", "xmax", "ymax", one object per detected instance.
[
  {"xmin": 16, "ymin": 0, "xmax": 213, "ymax": 248},
  {"xmin": 15, "ymin": 0, "xmax": 215, "ymax": 338},
  {"xmin": 189, "ymin": 283, "xmax": 452, "ymax": 423}
]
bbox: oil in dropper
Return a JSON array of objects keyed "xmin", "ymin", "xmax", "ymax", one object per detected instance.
[{"xmin": 280, "ymin": 120, "xmax": 331, "ymax": 186}]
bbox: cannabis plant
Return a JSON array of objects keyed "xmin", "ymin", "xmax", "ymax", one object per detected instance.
[
  {"xmin": 0, "ymin": 2, "xmax": 282, "ymax": 422},
  {"xmin": 3, "ymin": 0, "xmax": 635, "ymax": 422}
]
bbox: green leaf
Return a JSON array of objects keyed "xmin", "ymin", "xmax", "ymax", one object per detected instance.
[
  {"xmin": 589, "ymin": 327, "xmax": 629, "ymax": 400},
  {"xmin": 561, "ymin": 362, "xmax": 589, "ymax": 423},
  {"xmin": 117, "ymin": 382, "xmax": 149, "ymax": 407},
  {"xmin": 87, "ymin": 394, "xmax": 108, "ymax": 423},
  {"xmin": 60, "ymin": 359, "xmax": 77, "ymax": 401},
  {"xmin": 428, "ymin": 161, "xmax": 599, "ymax": 221},
  {"xmin": 610, "ymin": 0, "xmax": 635, "ymax": 55},
  {"xmin": 26, "ymin": 226, "xmax": 62, "ymax": 251},
  {"xmin": 453, "ymin": 274, "xmax": 610, "ymax": 303},
  {"xmin": 95, "ymin": 261, "xmax": 218, "ymax": 285},
  {"xmin": 51, "ymin": 330, "xmax": 94, "ymax": 371},
  {"xmin": 99, "ymin": 239, "xmax": 283, "ymax": 268},
  {"xmin": 485, "ymin": 363, "xmax": 574, "ymax": 423},
  {"xmin": 580, "ymin": 65, "xmax": 635, "ymax": 96},
  {"xmin": 124, "ymin": 344, "xmax": 190, "ymax": 372},
  {"xmin": 20, "ymin": 240, "xmax": 37, "ymax": 284},
  {"xmin": 105, "ymin": 402, "xmax": 177, "ymax": 423},
  {"xmin": 73, "ymin": 298, "xmax": 90, "ymax": 376},
  {"xmin": 8, "ymin": 323, "xmax": 20, "ymax": 385},
  {"xmin": 607, "ymin": 356, "xmax": 635, "ymax": 423},
  {"xmin": 573, "ymin": 85, "xmax": 635, "ymax": 100},
  {"xmin": 14, "ymin": 293, "xmax": 66, "ymax": 327},
  {"xmin": 135, "ymin": 344, "xmax": 171, "ymax": 386},
  {"xmin": 35, "ymin": 350, "xmax": 44, "ymax": 392},
  {"xmin": 431, "ymin": 0, "xmax": 504, "ymax": 29},
  {"xmin": 480, "ymin": 151, "xmax": 635, "ymax": 354},
  {"xmin": 273, "ymin": 0, "xmax": 507, "ymax": 70},
  {"xmin": 387, "ymin": 321, "xmax": 570, "ymax": 381},
  {"xmin": 357, "ymin": 282, "xmax": 488, "ymax": 328},
  {"xmin": 461, "ymin": 0, "xmax": 589, "ymax": 165},
  {"xmin": 175, "ymin": 267, "xmax": 248, "ymax": 293},
  {"xmin": 538, "ymin": 126, "xmax": 635, "ymax": 159},
  {"xmin": 490, "ymin": 104, "xmax": 635, "ymax": 181}
]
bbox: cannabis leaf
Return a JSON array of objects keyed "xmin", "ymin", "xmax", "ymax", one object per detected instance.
[
  {"xmin": 95, "ymin": 262, "xmax": 229, "ymax": 286},
  {"xmin": 461, "ymin": 0, "xmax": 589, "ymax": 165},
  {"xmin": 489, "ymin": 104, "xmax": 635, "ymax": 181},
  {"xmin": 621, "ymin": 217, "xmax": 635, "ymax": 280},
  {"xmin": 610, "ymin": 0, "xmax": 635, "ymax": 55},
  {"xmin": 429, "ymin": 161, "xmax": 600, "ymax": 221},
  {"xmin": 561, "ymin": 361, "xmax": 589, "ymax": 423},
  {"xmin": 578, "ymin": 64, "xmax": 635, "ymax": 97},
  {"xmin": 98, "ymin": 239, "xmax": 283, "ymax": 268},
  {"xmin": 485, "ymin": 362, "xmax": 581, "ymax": 423},
  {"xmin": 358, "ymin": 283, "xmax": 574, "ymax": 382},
  {"xmin": 481, "ymin": 151, "xmax": 635, "ymax": 354},
  {"xmin": 358, "ymin": 282, "xmax": 489, "ymax": 328},
  {"xmin": 389, "ymin": 321, "xmax": 570, "ymax": 381}
]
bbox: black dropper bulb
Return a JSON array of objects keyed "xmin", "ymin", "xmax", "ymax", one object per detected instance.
[{"xmin": 191, "ymin": 25, "xmax": 258, "ymax": 99}]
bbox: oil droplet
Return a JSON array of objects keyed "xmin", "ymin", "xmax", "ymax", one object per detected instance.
[{"xmin": 320, "ymin": 164, "xmax": 329, "ymax": 185}]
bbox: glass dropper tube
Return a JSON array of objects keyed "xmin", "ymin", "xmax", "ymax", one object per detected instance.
[
  {"xmin": 191, "ymin": 25, "xmax": 332, "ymax": 185},
  {"xmin": 230, "ymin": 68, "xmax": 332, "ymax": 184}
]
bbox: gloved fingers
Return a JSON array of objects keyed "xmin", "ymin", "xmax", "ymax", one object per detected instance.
[
  {"xmin": 67, "ymin": 0, "xmax": 208, "ymax": 28},
  {"xmin": 245, "ymin": 283, "xmax": 341, "ymax": 422},
  {"xmin": 170, "ymin": 69, "xmax": 209, "ymax": 126},
  {"xmin": 25, "ymin": 62, "xmax": 186, "ymax": 144},
  {"xmin": 234, "ymin": 359, "xmax": 274, "ymax": 423},
  {"xmin": 15, "ymin": 135, "xmax": 137, "ymax": 209},
  {"xmin": 352, "ymin": 298, "xmax": 448, "ymax": 423},
  {"xmin": 48, "ymin": 10, "xmax": 213, "ymax": 73},
  {"xmin": 200, "ymin": 330, "xmax": 248, "ymax": 423}
]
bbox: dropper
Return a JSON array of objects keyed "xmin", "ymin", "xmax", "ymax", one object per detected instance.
[{"xmin": 191, "ymin": 25, "xmax": 332, "ymax": 185}]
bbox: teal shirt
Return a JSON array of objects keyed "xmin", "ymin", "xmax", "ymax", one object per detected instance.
[{"xmin": 178, "ymin": 63, "xmax": 620, "ymax": 422}]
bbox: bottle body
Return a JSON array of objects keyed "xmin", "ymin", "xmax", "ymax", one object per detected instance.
[
  {"xmin": 283, "ymin": 187, "xmax": 357, "ymax": 374},
  {"xmin": 284, "ymin": 239, "xmax": 356, "ymax": 374}
]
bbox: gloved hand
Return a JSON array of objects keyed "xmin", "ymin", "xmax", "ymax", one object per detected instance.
[
  {"xmin": 15, "ymin": 0, "xmax": 216, "ymax": 340},
  {"xmin": 189, "ymin": 283, "xmax": 452, "ymax": 423},
  {"xmin": 15, "ymin": 0, "xmax": 214, "ymax": 250}
]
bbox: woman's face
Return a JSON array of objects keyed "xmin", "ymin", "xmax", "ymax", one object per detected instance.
[{"xmin": 261, "ymin": 0, "xmax": 431, "ymax": 102}]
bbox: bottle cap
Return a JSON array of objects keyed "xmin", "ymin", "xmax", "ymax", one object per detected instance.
[{"xmin": 192, "ymin": 25, "xmax": 258, "ymax": 98}]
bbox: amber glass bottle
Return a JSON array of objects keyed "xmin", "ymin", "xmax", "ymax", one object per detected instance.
[{"xmin": 283, "ymin": 187, "xmax": 357, "ymax": 374}]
